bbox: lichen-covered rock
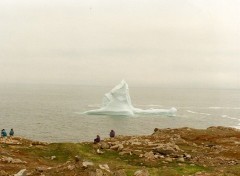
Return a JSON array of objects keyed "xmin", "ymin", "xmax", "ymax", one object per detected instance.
[
  {"xmin": 99, "ymin": 164, "xmax": 110, "ymax": 172},
  {"xmin": 143, "ymin": 151, "xmax": 155, "ymax": 161},
  {"xmin": 1, "ymin": 157, "xmax": 27, "ymax": 164},
  {"xmin": 110, "ymin": 144, "xmax": 124, "ymax": 151},
  {"xmin": 113, "ymin": 169, "xmax": 127, "ymax": 176},
  {"xmin": 134, "ymin": 169, "xmax": 149, "ymax": 176},
  {"xmin": 0, "ymin": 170, "xmax": 8, "ymax": 176},
  {"xmin": 100, "ymin": 142, "xmax": 110, "ymax": 149},
  {"xmin": 95, "ymin": 169, "xmax": 103, "ymax": 176},
  {"xmin": 82, "ymin": 161, "xmax": 94, "ymax": 168}
]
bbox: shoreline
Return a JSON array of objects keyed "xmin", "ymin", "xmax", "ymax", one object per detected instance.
[
  {"xmin": 4, "ymin": 125, "xmax": 240, "ymax": 143},
  {"xmin": 1, "ymin": 126, "xmax": 240, "ymax": 176}
]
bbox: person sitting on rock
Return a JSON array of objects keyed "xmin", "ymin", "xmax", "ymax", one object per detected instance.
[
  {"xmin": 1, "ymin": 129, "xmax": 7, "ymax": 142},
  {"xmin": 109, "ymin": 130, "xmax": 115, "ymax": 138},
  {"xmin": 9, "ymin": 128, "xmax": 14, "ymax": 140},
  {"xmin": 94, "ymin": 135, "xmax": 100, "ymax": 144},
  {"xmin": 1, "ymin": 129, "xmax": 7, "ymax": 137}
]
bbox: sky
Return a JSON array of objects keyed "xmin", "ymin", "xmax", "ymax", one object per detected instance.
[{"xmin": 0, "ymin": 0, "xmax": 240, "ymax": 88}]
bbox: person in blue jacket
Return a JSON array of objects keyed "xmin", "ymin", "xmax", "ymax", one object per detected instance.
[
  {"xmin": 9, "ymin": 128, "xmax": 14, "ymax": 141},
  {"xmin": 1, "ymin": 129, "xmax": 7, "ymax": 143},
  {"xmin": 9, "ymin": 129, "xmax": 14, "ymax": 136},
  {"xmin": 1, "ymin": 129, "xmax": 7, "ymax": 137}
]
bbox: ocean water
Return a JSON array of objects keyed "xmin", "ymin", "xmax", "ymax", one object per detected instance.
[{"xmin": 0, "ymin": 84, "xmax": 240, "ymax": 142}]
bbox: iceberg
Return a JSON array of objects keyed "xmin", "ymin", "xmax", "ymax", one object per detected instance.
[{"xmin": 84, "ymin": 80, "xmax": 177, "ymax": 116}]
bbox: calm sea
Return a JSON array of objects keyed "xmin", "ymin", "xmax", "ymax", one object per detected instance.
[{"xmin": 0, "ymin": 84, "xmax": 240, "ymax": 142}]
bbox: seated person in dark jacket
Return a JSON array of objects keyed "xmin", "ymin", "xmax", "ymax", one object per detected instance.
[
  {"xmin": 94, "ymin": 135, "xmax": 100, "ymax": 144},
  {"xmin": 109, "ymin": 130, "xmax": 115, "ymax": 138},
  {"xmin": 9, "ymin": 128, "xmax": 14, "ymax": 140},
  {"xmin": 9, "ymin": 129, "xmax": 14, "ymax": 136}
]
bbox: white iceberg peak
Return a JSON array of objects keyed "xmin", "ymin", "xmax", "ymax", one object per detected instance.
[{"xmin": 84, "ymin": 81, "xmax": 177, "ymax": 116}]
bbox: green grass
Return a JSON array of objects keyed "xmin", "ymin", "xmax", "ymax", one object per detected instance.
[
  {"xmin": 174, "ymin": 164, "xmax": 206, "ymax": 174},
  {"xmin": 17, "ymin": 143, "xmax": 210, "ymax": 176},
  {"xmin": 224, "ymin": 164, "xmax": 240, "ymax": 175}
]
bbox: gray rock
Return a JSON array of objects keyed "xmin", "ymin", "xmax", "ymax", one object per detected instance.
[
  {"xmin": 67, "ymin": 165, "xmax": 75, "ymax": 170},
  {"xmin": 119, "ymin": 150, "xmax": 132, "ymax": 156},
  {"xmin": 14, "ymin": 169, "xmax": 27, "ymax": 176},
  {"xmin": 101, "ymin": 142, "xmax": 110, "ymax": 149},
  {"xmin": 134, "ymin": 169, "xmax": 149, "ymax": 176},
  {"xmin": 99, "ymin": 164, "xmax": 110, "ymax": 172},
  {"xmin": 132, "ymin": 150, "xmax": 142, "ymax": 155},
  {"xmin": 82, "ymin": 161, "xmax": 94, "ymax": 168},
  {"xmin": 96, "ymin": 169, "xmax": 103, "ymax": 176},
  {"xmin": 110, "ymin": 144, "xmax": 124, "ymax": 151},
  {"xmin": 12, "ymin": 158, "xmax": 27, "ymax": 164},
  {"xmin": 178, "ymin": 157, "xmax": 185, "ymax": 162},
  {"xmin": 118, "ymin": 144, "xmax": 124, "ymax": 151},
  {"xmin": 183, "ymin": 153, "xmax": 192, "ymax": 159},
  {"xmin": 97, "ymin": 149, "xmax": 104, "ymax": 154},
  {"xmin": 51, "ymin": 156, "xmax": 56, "ymax": 160},
  {"xmin": 143, "ymin": 151, "xmax": 155, "ymax": 161},
  {"xmin": 1, "ymin": 157, "xmax": 27, "ymax": 164},
  {"xmin": 131, "ymin": 142, "xmax": 142, "ymax": 145},
  {"xmin": 165, "ymin": 157, "xmax": 173, "ymax": 162},
  {"xmin": 154, "ymin": 148, "xmax": 175, "ymax": 155}
]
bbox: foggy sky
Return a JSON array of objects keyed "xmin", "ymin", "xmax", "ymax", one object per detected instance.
[{"xmin": 0, "ymin": 0, "xmax": 240, "ymax": 88}]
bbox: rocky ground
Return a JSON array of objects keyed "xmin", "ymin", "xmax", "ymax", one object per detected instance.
[{"xmin": 0, "ymin": 126, "xmax": 240, "ymax": 176}]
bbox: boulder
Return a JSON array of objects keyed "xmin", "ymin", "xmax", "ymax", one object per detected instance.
[
  {"xmin": 119, "ymin": 151, "xmax": 132, "ymax": 156},
  {"xmin": 183, "ymin": 153, "xmax": 192, "ymax": 159},
  {"xmin": 1, "ymin": 157, "xmax": 27, "ymax": 164},
  {"xmin": 14, "ymin": 169, "xmax": 27, "ymax": 176},
  {"xmin": 12, "ymin": 158, "xmax": 27, "ymax": 164},
  {"xmin": 131, "ymin": 142, "xmax": 142, "ymax": 145},
  {"xmin": 118, "ymin": 144, "xmax": 124, "ymax": 151},
  {"xmin": 134, "ymin": 169, "xmax": 149, "ymax": 176},
  {"xmin": 67, "ymin": 165, "xmax": 75, "ymax": 170},
  {"xmin": 113, "ymin": 169, "xmax": 127, "ymax": 176},
  {"xmin": 96, "ymin": 169, "xmax": 103, "ymax": 176},
  {"xmin": 143, "ymin": 151, "xmax": 155, "ymax": 161},
  {"xmin": 110, "ymin": 144, "xmax": 124, "ymax": 151},
  {"xmin": 178, "ymin": 157, "xmax": 185, "ymax": 162},
  {"xmin": 165, "ymin": 157, "xmax": 173, "ymax": 162},
  {"xmin": 100, "ymin": 142, "xmax": 110, "ymax": 149},
  {"xmin": 82, "ymin": 161, "xmax": 94, "ymax": 168},
  {"xmin": 51, "ymin": 156, "xmax": 56, "ymax": 160},
  {"xmin": 153, "ymin": 143, "xmax": 180, "ymax": 155},
  {"xmin": 99, "ymin": 164, "xmax": 110, "ymax": 172},
  {"xmin": 97, "ymin": 149, "xmax": 104, "ymax": 154},
  {"xmin": 132, "ymin": 150, "xmax": 142, "ymax": 155},
  {"xmin": 31, "ymin": 141, "xmax": 48, "ymax": 146},
  {"xmin": 154, "ymin": 148, "xmax": 175, "ymax": 155}
]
